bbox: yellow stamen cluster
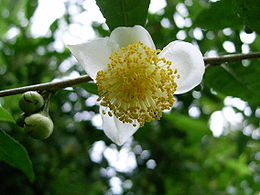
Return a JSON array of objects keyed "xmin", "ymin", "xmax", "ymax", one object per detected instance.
[{"xmin": 96, "ymin": 41, "xmax": 178, "ymax": 127}]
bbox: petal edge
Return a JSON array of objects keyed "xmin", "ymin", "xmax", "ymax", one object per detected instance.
[
  {"xmin": 100, "ymin": 106, "xmax": 139, "ymax": 145},
  {"xmin": 159, "ymin": 41, "xmax": 205, "ymax": 94},
  {"xmin": 67, "ymin": 38, "xmax": 118, "ymax": 80},
  {"xmin": 110, "ymin": 25, "xmax": 156, "ymax": 49}
]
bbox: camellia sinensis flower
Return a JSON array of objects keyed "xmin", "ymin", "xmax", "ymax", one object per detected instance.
[{"xmin": 68, "ymin": 25, "xmax": 205, "ymax": 145}]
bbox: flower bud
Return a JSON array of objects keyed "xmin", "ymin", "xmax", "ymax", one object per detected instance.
[
  {"xmin": 24, "ymin": 113, "xmax": 54, "ymax": 140},
  {"xmin": 19, "ymin": 91, "xmax": 44, "ymax": 114}
]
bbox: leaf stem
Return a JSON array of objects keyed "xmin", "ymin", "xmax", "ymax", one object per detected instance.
[
  {"xmin": 120, "ymin": 0, "xmax": 128, "ymax": 26},
  {"xmin": 0, "ymin": 52, "xmax": 259, "ymax": 97},
  {"xmin": 42, "ymin": 91, "xmax": 52, "ymax": 115}
]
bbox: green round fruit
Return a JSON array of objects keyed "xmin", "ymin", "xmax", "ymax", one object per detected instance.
[
  {"xmin": 19, "ymin": 91, "xmax": 44, "ymax": 114},
  {"xmin": 24, "ymin": 113, "xmax": 54, "ymax": 140}
]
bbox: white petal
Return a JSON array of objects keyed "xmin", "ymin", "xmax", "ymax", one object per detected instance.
[
  {"xmin": 110, "ymin": 25, "xmax": 156, "ymax": 49},
  {"xmin": 67, "ymin": 38, "xmax": 119, "ymax": 80},
  {"xmin": 100, "ymin": 106, "xmax": 139, "ymax": 146},
  {"xmin": 159, "ymin": 41, "xmax": 205, "ymax": 94}
]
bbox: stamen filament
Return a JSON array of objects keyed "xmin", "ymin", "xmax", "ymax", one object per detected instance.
[{"xmin": 96, "ymin": 41, "xmax": 178, "ymax": 127}]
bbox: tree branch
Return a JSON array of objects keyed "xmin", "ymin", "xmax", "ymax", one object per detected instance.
[
  {"xmin": 0, "ymin": 75, "xmax": 91, "ymax": 97},
  {"xmin": 0, "ymin": 52, "xmax": 259, "ymax": 97},
  {"xmin": 204, "ymin": 52, "xmax": 260, "ymax": 65}
]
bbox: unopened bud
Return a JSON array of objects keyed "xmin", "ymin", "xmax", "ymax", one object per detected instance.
[
  {"xmin": 19, "ymin": 91, "xmax": 44, "ymax": 114},
  {"xmin": 24, "ymin": 113, "xmax": 54, "ymax": 140}
]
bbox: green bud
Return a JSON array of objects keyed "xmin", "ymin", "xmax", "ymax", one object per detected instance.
[
  {"xmin": 19, "ymin": 91, "xmax": 44, "ymax": 114},
  {"xmin": 24, "ymin": 113, "xmax": 54, "ymax": 140},
  {"xmin": 16, "ymin": 113, "xmax": 26, "ymax": 127}
]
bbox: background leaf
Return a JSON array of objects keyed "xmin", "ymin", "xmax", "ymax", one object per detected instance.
[
  {"xmin": 0, "ymin": 130, "xmax": 34, "ymax": 182},
  {"xmin": 194, "ymin": 0, "xmax": 242, "ymax": 30},
  {"xmin": 165, "ymin": 113, "xmax": 211, "ymax": 142},
  {"xmin": 0, "ymin": 106, "xmax": 15, "ymax": 123},
  {"xmin": 204, "ymin": 60, "xmax": 260, "ymax": 107},
  {"xmin": 96, "ymin": 0, "xmax": 150, "ymax": 31},
  {"xmin": 79, "ymin": 82, "xmax": 98, "ymax": 95},
  {"xmin": 232, "ymin": 0, "xmax": 260, "ymax": 34}
]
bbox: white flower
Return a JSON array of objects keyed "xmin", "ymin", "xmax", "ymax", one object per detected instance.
[{"xmin": 68, "ymin": 25, "xmax": 205, "ymax": 145}]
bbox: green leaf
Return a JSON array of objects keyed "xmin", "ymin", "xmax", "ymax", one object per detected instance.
[
  {"xmin": 204, "ymin": 60, "xmax": 260, "ymax": 106},
  {"xmin": 194, "ymin": 0, "xmax": 242, "ymax": 30},
  {"xmin": 0, "ymin": 106, "xmax": 15, "ymax": 123},
  {"xmin": 96, "ymin": 0, "xmax": 150, "ymax": 31},
  {"xmin": 0, "ymin": 130, "xmax": 34, "ymax": 182},
  {"xmin": 165, "ymin": 113, "xmax": 211, "ymax": 142},
  {"xmin": 80, "ymin": 82, "xmax": 99, "ymax": 95},
  {"xmin": 232, "ymin": 0, "xmax": 260, "ymax": 34},
  {"xmin": 25, "ymin": 0, "xmax": 38, "ymax": 20}
]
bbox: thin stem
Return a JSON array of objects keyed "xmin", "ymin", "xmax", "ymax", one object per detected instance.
[
  {"xmin": 204, "ymin": 52, "xmax": 260, "ymax": 65},
  {"xmin": 0, "ymin": 75, "xmax": 91, "ymax": 97},
  {"xmin": 0, "ymin": 52, "xmax": 259, "ymax": 97},
  {"xmin": 42, "ymin": 91, "xmax": 52, "ymax": 115}
]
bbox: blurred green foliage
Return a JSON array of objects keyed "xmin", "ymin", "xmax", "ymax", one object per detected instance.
[
  {"xmin": 96, "ymin": 0, "xmax": 150, "ymax": 31},
  {"xmin": 0, "ymin": 0, "xmax": 259, "ymax": 194}
]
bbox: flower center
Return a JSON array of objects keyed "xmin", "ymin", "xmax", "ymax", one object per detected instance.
[{"xmin": 96, "ymin": 41, "xmax": 178, "ymax": 127}]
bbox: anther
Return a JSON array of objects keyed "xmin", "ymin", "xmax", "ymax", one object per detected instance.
[{"xmin": 96, "ymin": 42, "xmax": 178, "ymax": 127}]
